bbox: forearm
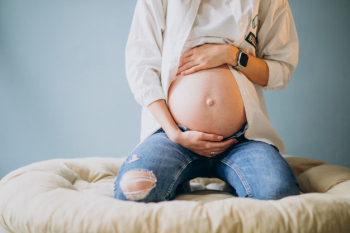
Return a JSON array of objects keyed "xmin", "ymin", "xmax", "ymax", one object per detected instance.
[
  {"xmin": 224, "ymin": 44, "xmax": 269, "ymax": 87},
  {"xmin": 147, "ymin": 99, "xmax": 182, "ymax": 141}
]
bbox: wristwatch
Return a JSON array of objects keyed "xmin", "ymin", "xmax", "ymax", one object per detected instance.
[{"xmin": 232, "ymin": 49, "xmax": 249, "ymax": 71}]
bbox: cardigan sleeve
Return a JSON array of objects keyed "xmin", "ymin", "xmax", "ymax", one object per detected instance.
[
  {"xmin": 125, "ymin": 0, "xmax": 166, "ymax": 107},
  {"xmin": 256, "ymin": 0, "xmax": 299, "ymax": 91}
]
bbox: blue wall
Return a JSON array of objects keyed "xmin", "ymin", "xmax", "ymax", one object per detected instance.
[{"xmin": 1, "ymin": 0, "xmax": 349, "ymax": 178}]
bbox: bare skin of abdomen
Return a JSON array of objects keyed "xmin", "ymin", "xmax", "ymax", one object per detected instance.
[{"xmin": 167, "ymin": 63, "xmax": 247, "ymax": 139}]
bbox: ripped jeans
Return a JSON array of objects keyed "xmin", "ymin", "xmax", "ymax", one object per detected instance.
[{"xmin": 114, "ymin": 123, "xmax": 300, "ymax": 202}]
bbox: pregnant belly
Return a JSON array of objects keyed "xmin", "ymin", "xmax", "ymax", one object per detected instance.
[{"xmin": 167, "ymin": 63, "xmax": 247, "ymax": 138}]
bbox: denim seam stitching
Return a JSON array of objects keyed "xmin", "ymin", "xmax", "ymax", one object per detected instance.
[
  {"xmin": 164, "ymin": 157, "xmax": 200, "ymax": 200},
  {"xmin": 221, "ymin": 159, "xmax": 253, "ymax": 198}
]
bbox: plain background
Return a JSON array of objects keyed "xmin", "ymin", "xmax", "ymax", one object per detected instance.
[{"xmin": 1, "ymin": 0, "xmax": 349, "ymax": 178}]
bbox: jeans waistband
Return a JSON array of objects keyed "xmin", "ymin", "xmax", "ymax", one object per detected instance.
[{"xmin": 155, "ymin": 122, "xmax": 249, "ymax": 141}]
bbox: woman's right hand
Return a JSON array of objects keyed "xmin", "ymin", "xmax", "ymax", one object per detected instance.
[{"xmin": 172, "ymin": 130, "xmax": 238, "ymax": 157}]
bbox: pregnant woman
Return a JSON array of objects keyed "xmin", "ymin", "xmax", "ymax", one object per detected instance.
[{"xmin": 114, "ymin": 0, "xmax": 301, "ymax": 202}]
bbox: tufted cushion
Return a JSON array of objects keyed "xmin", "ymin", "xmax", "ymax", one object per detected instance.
[{"xmin": 0, "ymin": 155, "xmax": 350, "ymax": 233}]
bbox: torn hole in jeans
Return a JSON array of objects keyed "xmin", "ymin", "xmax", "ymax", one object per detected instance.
[
  {"xmin": 120, "ymin": 170, "xmax": 157, "ymax": 200},
  {"xmin": 127, "ymin": 154, "xmax": 140, "ymax": 163}
]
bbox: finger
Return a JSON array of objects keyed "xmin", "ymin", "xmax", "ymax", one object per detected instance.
[
  {"xmin": 177, "ymin": 56, "xmax": 190, "ymax": 75},
  {"xmin": 203, "ymin": 139, "xmax": 238, "ymax": 150},
  {"xmin": 177, "ymin": 59, "xmax": 194, "ymax": 75},
  {"xmin": 182, "ymin": 64, "xmax": 202, "ymax": 75},
  {"xmin": 209, "ymin": 138, "xmax": 238, "ymax": 150},
  {"xmin": 204, "ymin": 150, "xmax": 221, "ymax": 158},
  {"xmin": 181, "ymin": 49, "xmax": 194, "ymax": 60},
  {"xmin": 177, "ymin": 53, "xmax": 193, "ymax": 73},
  {"xmin": 219, "ymin": 140, "xmax": 238, "ymax": 152},
  {"xmin": 177, "ymin": 61, "xmax": 197, "ymax": 75},
  {"xmin": 200, "ymin": 133, "xmax": 224, "ymax": 141},
  {"xmin": 205, "ymin": 140, "xmax": 237, "ymax": 156},
  {"xmin": 178, "ymin": 56, "xmax": 193, "ymax": 70},
  {"xmin": 204, "ymin": 152, "xmax": 219, "ymax": 158}
]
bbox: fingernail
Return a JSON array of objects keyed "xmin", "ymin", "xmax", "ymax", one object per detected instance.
[{"xmin": 218, "ymin": 136, "xmax": 223, "ymax": 140}]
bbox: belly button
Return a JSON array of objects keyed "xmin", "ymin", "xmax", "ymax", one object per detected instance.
[{"xmin": 206, "ymin": 99, "xmax": 214, "ymax": 106}]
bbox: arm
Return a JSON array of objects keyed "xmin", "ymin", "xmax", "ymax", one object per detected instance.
[
  {"xmin": 227, "ymin": 0, "xmax": 299, "ymax": 91},
  {"xmin": 225, "ymin": 45, "xmax": 269, "ymax": 87},
  {"xmin": 125, "ymin": 0, "xmax": 181, "ymax": 140},
  {"xmin": 147, "ymin": 99, "xmax": 182, "ymax": 141}
]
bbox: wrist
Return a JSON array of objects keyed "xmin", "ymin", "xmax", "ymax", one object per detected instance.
[
  {"xmin": 225, "ymin": 44, "xmax": 240, "ymax": 67},
  {"xmin": 166, "ymin": 128, "xmax": 183, "ymax": 143}
]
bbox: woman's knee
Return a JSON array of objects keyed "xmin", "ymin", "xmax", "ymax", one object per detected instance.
[
  {"xmin": 243, "ymin": 140, "xmax": 279, "ymax": 155},
  {"xmin": 114, "ymin": 133, "xmax": 194, "ymax": 202},
  {"xmin": 254, "ymin": 178, "xmax": 300, "ymax": 200},
  {"xmin": 116, "ymin": 170, "xmax": 159, "ymax": 202},
  {"xmin": 233, "ymin": 140, "xmax": 300, "ymax": 200}
]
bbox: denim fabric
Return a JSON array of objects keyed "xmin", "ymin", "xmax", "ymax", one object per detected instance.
[{"xmin": 114, "ymin": 122, "xmax": 300, "ymax": 202}]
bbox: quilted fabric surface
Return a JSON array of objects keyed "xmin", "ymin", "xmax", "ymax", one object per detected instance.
[{"xmin": 0, "ymin": 155, "xmax": 349, "ymax": 233}]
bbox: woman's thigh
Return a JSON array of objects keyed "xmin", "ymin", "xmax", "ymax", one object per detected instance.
[
  {"xmin": 213, "ymin": 139, "xmax": 300, "ymax": 200},
  {"xmin": 114, "ymin": 129, "xmax": 205, "ymax": 202}
]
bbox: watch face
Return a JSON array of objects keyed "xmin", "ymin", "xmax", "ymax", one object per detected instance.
[{"xmin": 240, "ymin": 53, "xmax": 249, "ymax": 67}]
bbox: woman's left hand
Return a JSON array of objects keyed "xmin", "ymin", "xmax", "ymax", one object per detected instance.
[{"xmin": 176, "ymin": 43, "xmax": 231, "ymax": 76}]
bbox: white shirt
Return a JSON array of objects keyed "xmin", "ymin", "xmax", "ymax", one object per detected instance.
[
  {"xmin": 125, "ymin": 0, "xmax": 299, "ymax": 154},
  {"xmin": 181, "ymin": 0, "xmax": 238, "ymax": 55}
]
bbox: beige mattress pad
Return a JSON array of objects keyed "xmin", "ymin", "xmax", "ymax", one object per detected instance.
[{"xmin": 0, "ymin": 155, "xmax": 350, "ymax": 233}]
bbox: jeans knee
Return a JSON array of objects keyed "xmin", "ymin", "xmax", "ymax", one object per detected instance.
[
  {"xmin": 256, "ymin": 180, "xmax": 300, "ymax": 200},
  {"xmin": 119, "ymin": 170, "xmax": 157, "ymax": 201}
]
